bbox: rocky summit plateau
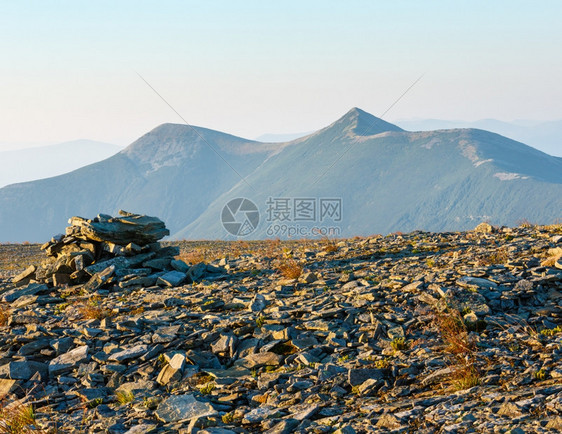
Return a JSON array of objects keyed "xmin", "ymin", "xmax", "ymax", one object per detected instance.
[{"xmin": 0, "ymin": 218, "xmax": 561, "ymax": 432}]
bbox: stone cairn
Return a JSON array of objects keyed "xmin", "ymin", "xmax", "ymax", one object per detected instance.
[{"xmin": 12, "ymin": 210, "xmax": 223, "ymax": 291}]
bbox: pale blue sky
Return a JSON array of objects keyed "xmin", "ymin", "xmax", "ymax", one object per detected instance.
[{"xmin": 1, "ymin": 1, "xmax": 561, "ymax": 148}]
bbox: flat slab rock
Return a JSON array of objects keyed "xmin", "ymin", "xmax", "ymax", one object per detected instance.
[
  {"xmin": 157, "ymin": 270, "xmax": 187, "ymax": 287},
  {"xmin": 49, "ymin": 345, "xmax": 89, "ymax": 376},
  {"xmin": 155, "ymin": 394, "xmax": 217, "ymax": 423},
  {"xmin": 69, "ymin": 210, "xmax": 169, "ymax": 246},
  {"xmin": 109, "ymin": 344, "xmax": 149, "ymax": 362},
  {"xmin": 0, "ymin": 361, "xmax": 48, "ymax": 380}
]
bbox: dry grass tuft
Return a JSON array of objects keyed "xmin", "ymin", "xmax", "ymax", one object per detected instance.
[
  {"xmin": 264, "ymin": 238, "xmax": 282, "ymax": 258},
  {"xmin": 177, "ymin": 248, "xmax": 209, "ymax": 265},
  {"xmin": 0, "ymin": 400, "xmax": 38, "ymax": 433},
  {"xmin": 0, "ymin": 305, "xmax": 11, "ymax": 327},
  {"xmin": 276, "ymin": 258, "xmax": 303, "ymax": 279},
  {"xmin": 433, "ymin": 307, "xmax": 481, "ymax": 390},
  {"xmin": 77, "ymin": 297, "xmax": 112, "ymax": 320},
  {"xmin": 451, "ymin": 362, "xmax": 480, "ymax": 390},
  {"xmin": 479, "ymin": 247, "xmax": 509, "ymax": 265},
  {"xmin": 517, "ymin": 219, "xmax": 536, "ymax": 228},
  {"xmin": 434, "ymin": 309, "xmax": 475, "ymax": 357},
  {"xmin": 115, "ymin": 390, "xmax": 134, "ymax": 405},
  {"xmin": 322, "ymin": 237, "xmax": 339, "ymax": 253}
]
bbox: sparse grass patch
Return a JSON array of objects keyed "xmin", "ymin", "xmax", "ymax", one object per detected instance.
[
  {"xmin": 190, "ymin": 372, "xmax": 214, "ymax": 386},
  {"xmin": 130, "ymin": 306, "xmax": 145, "ymax": 316},
  {"xmin": 434, "ymin": 307, "xmax": 481, "ymax": 390},
  {"xmin": 87, "ymin": 398, "xmax": 103, "ymax": 409},
  {"xmin": 77, "ymin": 297, "xmax": 112, "ymax": 320},
  {"xmin": 0, "ymin": 400, "xmax": 37, "ymax": 433},
  {"xmin": 374, "ymin": 358, "xmax": 390, "ymax": 369},
  {"xmin": 264, "ymin": 238, "xmax": 282, "ymax": 258},
  {"xmin": 434, "ymin": 309, "xmax": 475, "ymax": 357},
  {"xmin": 539, "ymin": 326, "xmax": 562, "ymax": 337},
  {"xmin": 517, "ymin": 219, "xmax": 536, "ymax": 228},
  {"xmin": 177, "ymin": 249, "xmax": 209, "ymax": 265},
  {"xmin": 143, "ymin": 397, "xmax": 159, "ymax": 410},
  {"xmin": 338, "ymin": 354, "xmax": 350, "ymax": 363},
  {"xmin": 54, "ymin": 302, "xmax": 70, "ymax": 315},
  {"xmin": 451, "ymin": 363, "xmax": 480, "ymax": 390},
  {"xmin": 222, "ymin": 412, "xmax": 235, "ymax": 424},
  {"xmin": 479, "ymin": 247, "xmax": 509, "ymax": 265}
]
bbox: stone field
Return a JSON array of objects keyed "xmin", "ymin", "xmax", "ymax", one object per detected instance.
[{"xmin": 0, "ymin": 217, "xmax": 561, "ymax": 433}]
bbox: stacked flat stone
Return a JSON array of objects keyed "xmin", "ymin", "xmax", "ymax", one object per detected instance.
[{"xmin": 11, "ymin": 210, "xmax": 223, "ymax": 291}]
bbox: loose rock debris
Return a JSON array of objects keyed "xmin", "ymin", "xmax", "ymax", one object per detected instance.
[{"xmin": 0, "ymin": 220, "xmax": 561, "ymax": 432}]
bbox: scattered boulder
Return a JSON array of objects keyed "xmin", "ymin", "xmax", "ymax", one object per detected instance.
[{"xmin": 474, "ymin": 222, "xmax": 495, "ymax": 233}]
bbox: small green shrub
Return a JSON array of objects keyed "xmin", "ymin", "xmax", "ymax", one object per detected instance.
[
  {"xmin": 255, "ymin": 315, "xmax": 265, "ymax": 328},
  {"xmin": 199, "ymin": 382, "xmax": 216, "ymax": 395},
  {"xmin": 391, "ymin": 337, "xmax": 408, "ymax": 351}
]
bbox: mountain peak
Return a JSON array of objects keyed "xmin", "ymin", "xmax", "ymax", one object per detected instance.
[{"xmin": 334, "ymin": 107, "xmax": 404, "ymax": 136}]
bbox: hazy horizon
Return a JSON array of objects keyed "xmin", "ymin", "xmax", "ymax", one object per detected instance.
[{"xmin": 1, "ymin": 1, "xmax": 561, "ymax": 152}]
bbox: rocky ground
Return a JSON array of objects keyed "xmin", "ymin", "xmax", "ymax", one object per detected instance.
[{"xmin": 0, "ymin": 223, "xmax": 562, "ymax": 433}]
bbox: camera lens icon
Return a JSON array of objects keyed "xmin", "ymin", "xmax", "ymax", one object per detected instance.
[{"xmin": 221, "ymin": 198, "xmax": 259, "ymax": 236}]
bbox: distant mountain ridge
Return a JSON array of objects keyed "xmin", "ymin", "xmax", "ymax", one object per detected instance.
[
  {"xmin": 0, "ymin": 108, "xmax": 560, "ymax": 242},
  {"xmin": 0, "ymin": 140, "xmax": 122, "ymax": 188},
  {"xmin": 395, "ymin": 118, "xmax": 562, "ymax": 157}
]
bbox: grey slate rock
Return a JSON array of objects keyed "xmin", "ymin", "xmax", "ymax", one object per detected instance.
[
  {"xmin": 348, "ymin": 368, "xmax": 385, "ymax": 386},
  {"xmin": 155, "ymin": 394, "xmax": 217, "ymax": 423},
  {"xmin": 0, "ymin": 361, "xmax": 48, "ymax": 380},
  {"xmin": 2, "ymin": 282, "xmax": 49, "ymax": 303},
  {"xmin": 108, "ymin": 344, "xmax": 149, "ymax": 362},
  {"xmin": 49, "ymin": 345, "xmax": 89, "ymax": 376},
  {"xmin": 157, "ymin": 271, "xmax": 187, "ymax": 287}
]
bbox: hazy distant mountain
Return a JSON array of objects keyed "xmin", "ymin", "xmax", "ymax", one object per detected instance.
[
  {"xmin": 179, "ymin": 108, "xmax": 562, "ymax": 239},
  {"xmin": 395, "ymin": 119, "xmax": 562, "ymax": 157},
  {"xmin": 0, "ymin": 126, "xmax": 277, "ymax": 242},
  {"xmin": 0, "ymin": 140, "xmax": 122, "ymax": 188},
  {"xmin": 0, "ymin": 108, "xmax": 560, "ymax": 242}
]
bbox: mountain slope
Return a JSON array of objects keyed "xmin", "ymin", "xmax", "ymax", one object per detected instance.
[
  {"xmin": 0, "ymin": 109, "xmax": 560, "ymax": 242},
  {"xmin": 0, "ymin": 140, "xmax": 122, "ymax": 188},
  {"xmin": 0, "ymin": 125, "xmax": 275, "ymax": 242},
  {"xmin": 176, "ymin": 112, "xmax": 562, "ymax": 239}
]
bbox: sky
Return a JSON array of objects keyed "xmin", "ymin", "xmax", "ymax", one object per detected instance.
[{"xmin": 1, "ymin": 0, "xmax": 561, "ymax": 149}]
